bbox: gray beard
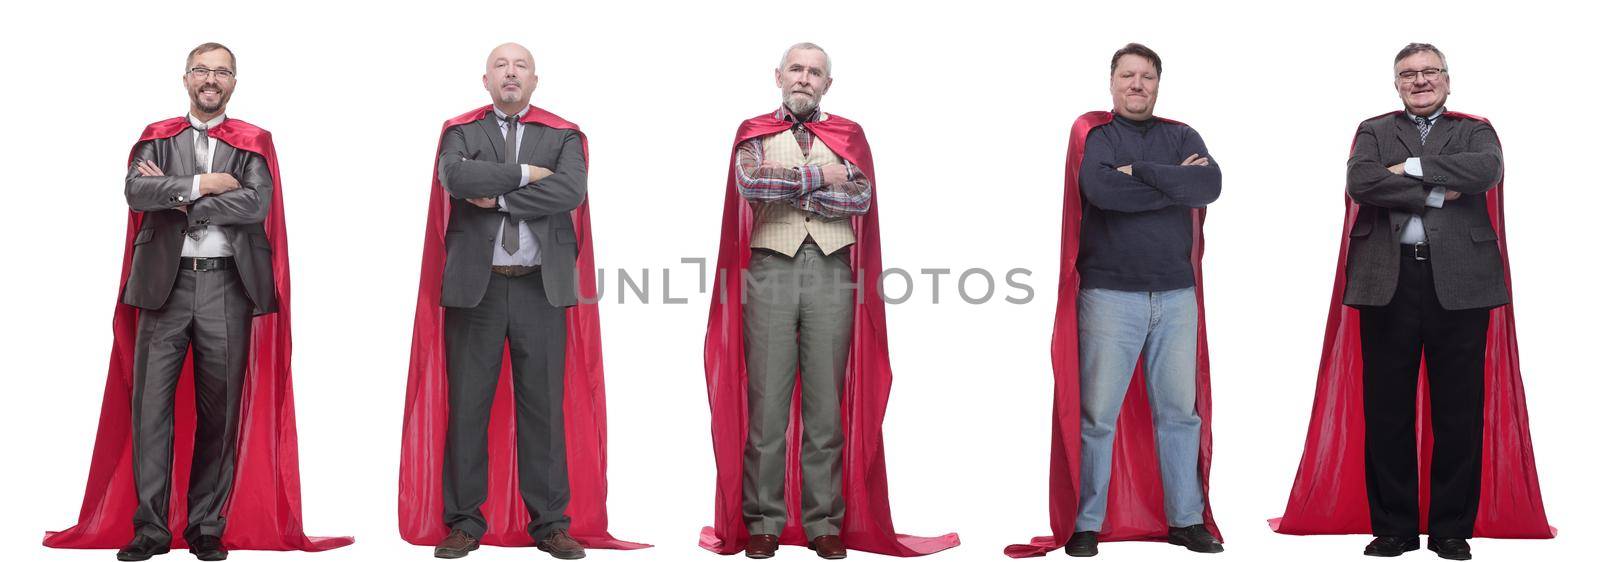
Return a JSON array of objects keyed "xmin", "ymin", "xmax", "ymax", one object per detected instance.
[
  {"xmin": 783, "ymin": 93, "xmax": 818, "ymax": 117},
  {"xmin": 499, "ymin": 89, "xmax": 521, "ymax": 104},
  {"xmin": 194, "ymin": 93, "xmax": 225, "ymax": 114}
]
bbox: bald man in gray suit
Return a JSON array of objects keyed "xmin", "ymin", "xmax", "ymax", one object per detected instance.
[{"xmin": 431, "ymin": 43, "xmax": 588, "ymax": 561}]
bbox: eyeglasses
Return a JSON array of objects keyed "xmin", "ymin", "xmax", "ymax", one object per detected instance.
[
  {"xmin": 1396, "ymin": 68, "xmax": 1446, "ymax": 82},
  {"xmin": 188, "ymin": 66, "xmax": 235, "ymax": 80}
]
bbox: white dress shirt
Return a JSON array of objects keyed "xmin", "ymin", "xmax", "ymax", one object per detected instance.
[
  {"xmin": 491, "ymin": 107, "xmax": 541, "ymax": 267},
  {"xmin": 1397, "ymin": 107, "xmax": 1447, "ymax": 245},
  {"xmin": 181, "ymin": 113, "xmax": 234, "ymax": 257}
]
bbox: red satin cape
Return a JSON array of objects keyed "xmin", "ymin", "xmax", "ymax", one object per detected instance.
[
  {"xmin": 699, "ymin": 112, "xmax": 960, "ymax": 556},
  {"xmin": 1269, "ymin": 112, "xmax": 1553, "ymax": 538},
  {"xmin": 398, "ymin": 105, "xmax": 645, "ymax": 550},
  {"xmin": 1007, "ymin": 111, "xmax": 1222, "ymax": 557},
  {"xmin": 45, "ymin": 117, "xmax": 353, "ymax": 551}
]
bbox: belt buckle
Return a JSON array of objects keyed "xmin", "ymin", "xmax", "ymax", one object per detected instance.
[
  {"xmin": 190, "ymin": 258, "xmax": 201, "ymax": 271},
  {"xmin": 1412, "ymin": 244, "xmax": 1428, "ymax": 261}
]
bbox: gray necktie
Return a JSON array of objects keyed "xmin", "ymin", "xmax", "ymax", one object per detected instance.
[
  {"xmin": 500, "ymin": 115, "xmax": 520, "ymax": 256},
  {"xmin": 187, "ymin": 126, "xmax": 211, "ymax": 241}
]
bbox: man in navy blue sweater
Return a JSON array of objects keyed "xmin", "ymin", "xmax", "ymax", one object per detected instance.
[{"xmin": 1064, "ymin": 43, "xmax": 1223, "ymax": 558}]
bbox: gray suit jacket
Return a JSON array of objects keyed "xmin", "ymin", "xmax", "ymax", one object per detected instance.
[
  {"xmin": 123, "ymin": 130, "xmax": 277, "ymax": 315},
  {"xmin": 437, "ymin": 113, "xmax": 588, "ymax": 308},
  {"xmin": 1344, "ymin": 111, "xmax": 1507, "ymax": 310}
]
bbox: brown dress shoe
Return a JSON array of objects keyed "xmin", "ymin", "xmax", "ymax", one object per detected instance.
[
  {"xmin": 810, "ymin": 534, "xmax": 847, "ymax": 560},
  {"xmin": 745, "ymin": 534, "xmax": 779, "ymax": 559},
  {"xmin": 433, "ymin": 529, "xmax": 479, "ymax": 559},
  {"xmin": 536, "ymin": 528, "xmax": 586, "ymax": 560}
]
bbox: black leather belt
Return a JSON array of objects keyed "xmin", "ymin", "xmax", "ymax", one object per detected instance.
[
  {"xmin": 180, "ymin": 257, "xmax": 235, "ymax": 271},
  {"xmin": 491, "ymin": 265, "xmax": 541, "ymax": 277},
  {"xmin": 1403, "ymin": 243, "xmax": 1430, "ymax": 261}
]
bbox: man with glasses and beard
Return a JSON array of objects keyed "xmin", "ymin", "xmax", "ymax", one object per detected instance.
[
  {"xmin": 50, "ymin": 42, "xmax": 352, "ymax": 561},
  {"xmin": 116, "ymin": 43, "xmax": 275, "ymax": 562}
]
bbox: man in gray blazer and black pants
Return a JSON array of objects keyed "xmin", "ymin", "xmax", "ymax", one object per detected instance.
[
  {"xmin": 1345, "ymin": 43, "xmax": 1505, "ymax": 561},
  {"xmin": 431, "ymin": 43, "xmax": 588, "ymax": 561},
  {"xmin": 119, "ymin": 42, "xmax": 273, "ymax": 562}
]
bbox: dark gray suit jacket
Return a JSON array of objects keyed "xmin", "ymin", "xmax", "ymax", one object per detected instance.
[
  {"xmin": 1344, "ymin": 111, "xmax": 1507, "ymax": 310},
  {"xmin": 437, "ymin": 113, "xmax": 588, "ymax": 308},
  {"xmin": 123, "ymin": 129, "xmax": 277, "ymax": 315}
]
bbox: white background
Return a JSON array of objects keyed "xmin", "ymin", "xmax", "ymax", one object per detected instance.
[{"xmin": 2, "ymin": 1, "xmax": 1594, "ymax": 561}]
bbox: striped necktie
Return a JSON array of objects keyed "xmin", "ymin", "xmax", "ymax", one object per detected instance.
[{"xmin": 1412, "ymin": 114, "xmax": 1435, "ymax": 146}]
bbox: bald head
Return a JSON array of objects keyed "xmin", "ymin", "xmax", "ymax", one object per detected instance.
[
  {"xmin": 487, "ymin": 43, "xmax": 534, "ymax": 71},
  {"xmin": 483, "ymin": 43, "xmax": 538, "ymax": 113}
]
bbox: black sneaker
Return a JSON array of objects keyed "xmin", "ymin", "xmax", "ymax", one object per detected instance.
[
  {"xmin": 1063, "ymin": 531, "xmax": 1098, "ymax": 557},
  {"xmin": 1427, "ymin": 537, "xmax": 1471, "ymax": 561},
  {"xmin": 1365, "ymin": 535, "xmax": 1421, "ymax": 557},
  {"xmin": 1168, "ymin": 525, "xmax": 1224, "ymax": 553},
  {"xmin": 188, "ymin": 535, "xmax": 227, "ymax": 561}
]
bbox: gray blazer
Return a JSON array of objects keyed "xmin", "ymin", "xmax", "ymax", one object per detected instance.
[
  {"xmin": 123, "ymin": 131, "xmax": 277, "ymax": 315},
  {"xmin": 437, "ymin": 113, "xmax": 588, "ymax": 308},
  {"xmin": 1344, "ymin": 112, "xmax": 1507, "ymax": 310}
]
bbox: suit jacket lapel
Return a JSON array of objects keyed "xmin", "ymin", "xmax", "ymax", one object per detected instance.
[
  {"xmin": 1391, "ymin": 113, "xmax": 1424, "ymax": 157},
  {"xmin": 209, "ymin": 138, "xmax": 236, "ymax": 174},
  {"xmin": 1423, "ymin": 115, "xmax": 1458, "ymax": 156},
  {"xmin": 173, "ymin": 127, "xmax": 198, "ymax": 177},
  {"xmin": 477, "ymin": 114, "xmax": 506, "ymax": 163},
  {"xmin": 519, "ymin": 121, "xmax": 547, "ymax": 165}
]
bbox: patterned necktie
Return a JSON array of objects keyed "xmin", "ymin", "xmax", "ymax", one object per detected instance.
[
  {"xmin": 187, "ymin": 125, "xmax": 211, "ymax": 241},
  {"xmin": 499, "ymin": 113, "xmax": 520, "ymax": 256},
  {"xmin": 1412, "ymin": 114, "xmax": 1434, "ymax": 146}
]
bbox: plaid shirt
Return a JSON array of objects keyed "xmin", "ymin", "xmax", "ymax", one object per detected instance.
[{"xmin": 734, "ymin": 106, "xmax": 872, "ymax": 217}]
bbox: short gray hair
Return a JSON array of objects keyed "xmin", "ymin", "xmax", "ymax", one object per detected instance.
[
  {"xmin": 777, "ymin": 42, "xmax": 831, "ymax": 77},
  {"xmin": 1394, "ymin": 42, "xmax": 1447, "ymax": 71}
]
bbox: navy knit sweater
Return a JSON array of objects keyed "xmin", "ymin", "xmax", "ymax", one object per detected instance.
[{"xmin": 1077, "ymin": 114, "xmax": 1222, "ymax": 291}]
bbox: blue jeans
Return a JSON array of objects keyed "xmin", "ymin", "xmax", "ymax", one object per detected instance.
[{"xmin": 1074, "ymin": 287, "xmax": 1204, "ymax": 532}]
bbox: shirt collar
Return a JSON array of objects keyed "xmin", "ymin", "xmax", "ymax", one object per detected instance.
[
  {"xmin": 493, "ymin": 105, "xmax": 528, "ymax": 122},
  {"xmin": 776, "ymin": 104, "xmax": 824, "ymax": 124},
  {"xmin": 1407, "ymin": 106, "xmax": 1445, "ymax": 123},
  {"xmin": 188, "ymin": 113, "xmax": 225, "ymax": 131}
]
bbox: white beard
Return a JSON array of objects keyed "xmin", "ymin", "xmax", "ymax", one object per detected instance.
[{"xmin": 783, "ymin": 92, "xmax": 818, "ymax": 116}]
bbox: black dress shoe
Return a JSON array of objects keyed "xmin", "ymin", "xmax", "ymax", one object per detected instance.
[
  {"xmin": 1168, "ymin": 525, "xmax": 1224, "ymax": 554},
  {"xmin": 1364, "ymin": 535, "xmax": 1421, "ymax": 557},
  {"xmin": 1063, "ymin": 531, "xmax": 1098, "ymax": 557},
  {"xmin": 188, "ymin": 535, "xmax": 227, "ymax": 561},
  {"xmin": 1428, "ymin": 537, "xmax": 1472, "ymax": 560},
  {"xmin": 116, "ymin": 536, "xmax": 171, "ymax": 561}
]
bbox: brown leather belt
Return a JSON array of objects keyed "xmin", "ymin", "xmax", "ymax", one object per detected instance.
[
  {"xmin": 180, "ymin": 257, "xmax": 235, "ymax": 271},
  {"xmin": 491, "ymin": 265, "xmax": 541, "ymax": 277}
]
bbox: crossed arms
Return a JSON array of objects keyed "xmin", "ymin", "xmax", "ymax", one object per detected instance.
[
  {"xmin": 734, "ymin": 137, "xmax": 872, "ymax": 218},
  {"xmin": 1078, "ymin": 126, "xmax": 1221, "ymax": 213},
  {"xmin": 437, "ymin": 125, "xmax": 589, "ymax": 221},
  {"xmin": 124, "ymin": 140, "xmax": 272, "ymax": 226},
  {"xmin": 1346, "ymin": 120, "xmax": 1503, "ymax": 212}
]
